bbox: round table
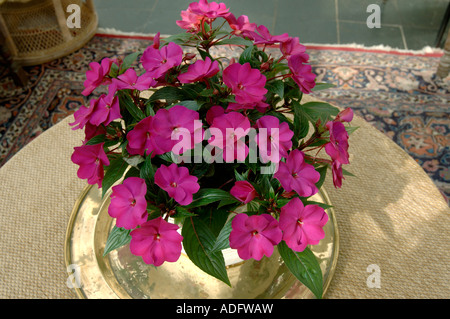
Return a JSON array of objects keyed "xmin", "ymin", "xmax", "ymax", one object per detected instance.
[{"xmin": 0, "ymin": 96, "xmax": 449, "ymax": 299}]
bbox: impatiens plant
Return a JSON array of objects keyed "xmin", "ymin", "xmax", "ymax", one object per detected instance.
[{"xmin": 70, "ymin": 0, "xmax": 357, "ymax": 299}]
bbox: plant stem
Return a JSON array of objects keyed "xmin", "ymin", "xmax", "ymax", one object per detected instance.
[{"xmin": 266, "ymin": 73, "xmax": 290, "ymax": 82}]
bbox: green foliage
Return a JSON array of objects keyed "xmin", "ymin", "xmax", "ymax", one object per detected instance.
[
  {"xmin": 278, "ymin": 242, "xmax": 324, "ymax": 299},
  {"xmin": 101, "ymin": 157, "xmax": 129, "ymax": 198},
  {"xmin": 103, "ymin": 226, "xmax": 132, "ymax": 257},
  {"xmin": 182, "ymin": 217, "xmax": 231, "ymax": 286}
]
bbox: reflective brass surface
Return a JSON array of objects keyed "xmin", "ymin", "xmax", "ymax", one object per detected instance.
[{"xmin": 64, "ymin": 185, "xmax": 339, "ymax": 299}]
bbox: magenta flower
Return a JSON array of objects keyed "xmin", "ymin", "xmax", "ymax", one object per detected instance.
[
  {"xmin": 280, "ymin": 37, "xmax": 307, "ymax": 59},
  {"xmin": 223, "ymin": 63, "xmax": 267, "ymax": 105},
  {"xmin": 141, "ymin": 42, "xmax": 183, "ymax": 78},
  {"xmin": 331, "ymin": 160, "xmax": 344, "ymax": 188},
  {"xmin": 71, "ymin": 142, "xmax": 110, "ymax": 187},
  {"xmin": 152, "ymin": 105, "xmax": 202, "ymax": 155},
  {"xmin": 178, "ymin": 57, "xmax": 220, "ymax": 83},
  {"xmin": 229, "ymin": 213, "xmax": 282, "ymax": 261},
  {"xmin": 225, "ymin": 13, "xmax": 256, "ymax": 38},
  {"xmin": 335, "ymin": 108, "xmax": 354, "ymax": 123},
  {"xmin": 288, "ymin": 54, "xmax": 316, "ymax": 94},
  {"xmin": 230, "ymin": 181, "xmax": 258, "ymax": 204},
  {"xmin": 176, "ymin": 8, "xmax": 203, "ymax": 33},
  {"xmin": 249, "ymin": 25, "xmax": 289, "ymax": 45},
  {"xmin": 274, "ymin": 149, "xmax": 320, "ymax": 197},
  {"xmin": 209, "ymin": 112, "xmax": 251, "ymax": 162},
  {"xmin": 69, "ymin": 98, "xmax": 97, "ymax": 130},
  {"xmin": 188, "ymin": 0, "xmax": 229, "ymax": 19},
  {"xmin": 89, "ymin": 84, "xmax": 121, "ymax": 126},
  {"xmin": 154, "ymin": 164, "xmax": 200, "ymax": 206},
  {"xmin": 279, "ymin": 197, "xmax": 328, "ymax": 252},
  {"xmin": 255, "ymin": 115, "xmax": 293, "ymax": 163},
  {"xmin": 108, "ymin": 177, "xmax": 148, "ymax": 230},
  {"xmin": 151, "ymin": 32, "xmax": 161, "ymax": 49},
  {"xmin": 206, "ymin": 105, "xmax": 225, "ymax": 125},
  {"xmin": 126, "ymin": 116, "xmax": 169, "ymax": 157},
  {"xmin": 130, "ymin": 217, "xmax": 183, "ymax": 266},
  {"xmin": 325, "ymin": 120, "xmax": 350, "ymax": 165},
  {"xmin": 82, "ymin": 57, "xmax": 114, "ymax": 96},
  {"xmin": 112, "ymin": 68, "xmax": 156, "ymax": 91}
]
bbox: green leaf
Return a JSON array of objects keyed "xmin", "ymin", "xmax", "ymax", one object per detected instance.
[
  {"xmin": 199, "ymin": 88, "xmax": 215, "ymax": 97},
  {"xmin": 217, "ymin": 197, "xmax": 239, "ymax": 209},
  {"xmin": 140, "ymin": 154, "xmax": 155, "ymax": 182},
  {"xmin": 278, "ymin": 242, "xmax": 323, "ymax": 299},
  {"xmin": 175, "ymin": 206, "xmax": 198, "ymax": 218},
  {"xmin": 266, "ymin": 80, "xmax": 284, "ymax": 99},
  {"xmin": 216, "ymin": 37, "xmax": 253, "ymax": 46},
  {"xmin": 342, "ymin": 168, "xmax": 356, "ymax": 177},
  {"xmin": 179, "ymin": 83, "xmax": 205, "ymax": 100},
  {"xmin": 276, "ymin": 198, "xmax": 291, "ymax": 208},
  {"xmin": 85, "ymin": 134, "xmax": 107, "ymax": 146},
  {"xmin": 311, "ymin": 82, "xmax": 336, "ymax": 92},
  {"xmin": 123, "ymin": 155, "xmax": 144, "ymax": 167},
  {"xmin": 292, "ymin": 101, "xmax": 311, "ymax": 141},
  {"xmin": 145, "ymin": 100, "xmax": 156, "ymax": 116},
  {"xmin": 102, "ymin": 157, "xmax": 129, "ymax": 198},
  {"xmin": 255, "ymin": 175, "xmax": 275, "ymax": 199},
  {"xmin": 303, "ymin": 200, "xmax": 333, "ymax": 210},
  {"xmin": 345, "ymin": 126, "xmax": 359, "ymax": 135},
  {"xmin": 210, "ymin": 216, "xmax": 234, "ymax": 253},
  {"xmin": 177, "ymin": 100, "xmax": 201, "ymax": 111},
  {"xmin": 119, "ymin": 91, "xmax": 145, "ymax": 121},
  {"xmin": 307, "ymin": 138, "xmax": 329, "ymax": 148},
  {"xmin": 119, "ymin": 51, "xmax": 141, "ymax": 75},
  {"xmin": 182, "ymin": 217, "xmax": 231, "ymax": 286},
  {"xmin": 238, "ymin": 45, "xmax": 254, "ymax": 65},
  {"xmin": 197, "ymin": 48, "xmax": 214, "ymax": 61},
  {"xmin": 302, "ymin": 101, "xmax": 340, "ymax": 124},
  {"xmin": 162, "ymin": 32, "xmax": 196, "ymax": 45},
  {"xmin": 247, "ymin": 200, "xmax": 259, "ymax": 213},
  {"xmin": 103, "ymin": 226, "xmax": 131, "ymax": 256},
  {"xmin": 234, "ymin": 169, "xmax": 247, "ymax": 182},
  {"xmin": 284, "ymin": 78, "xmax": 303, "ymax": 100},
  {"xmin": 184, "ymin": 188, "xmax": 237, "ymax": 209},
  {"xmin": 157, "ymin": 152, "xmax": 176, "ymax": 163},
  {"xmin": 149, "ymin": 86, "xmax": 187, "ymax": 103},
  {"xmin": 315, "ymin": 165, "xmax": 328, "ymax": 189},
  {"xmin": 123, "ymin": 166, "xmax": 140, "ymax": 179},
  {"xmin": 109, "ymin": 63, "xmax": 119, "ymax": 78},
  {"xmin": 199, "ymin": 207, "xmax": 230, "ymax": 237}
]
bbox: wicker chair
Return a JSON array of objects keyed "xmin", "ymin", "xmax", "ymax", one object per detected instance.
[{"xmin": 0, "ymin": 0, "xmax": 97, "ymax": 67}]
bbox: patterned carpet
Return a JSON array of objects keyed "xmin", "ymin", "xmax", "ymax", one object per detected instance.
[{"xmin": 0, "ymin": 34, "xmax": 449, "ymax": 204}]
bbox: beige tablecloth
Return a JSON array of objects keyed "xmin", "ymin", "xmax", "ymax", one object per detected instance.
[{"xmin": 0, "ymin": 98, "xmax": 449, "ymax": 299}]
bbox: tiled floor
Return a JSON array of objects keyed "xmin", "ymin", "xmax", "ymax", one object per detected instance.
[{"xmin": 92, "ymin": 0, "xmax": 450, "ymax": 50}]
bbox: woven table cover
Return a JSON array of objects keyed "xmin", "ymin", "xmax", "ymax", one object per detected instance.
[{"xmin": 0, "ymin": 95, "xmax": 449, "ymax": 299}]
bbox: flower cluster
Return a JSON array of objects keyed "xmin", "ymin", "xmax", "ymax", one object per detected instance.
[{"xmin": 70, "ymin": 0, "xmax": 355, "ymax": 298}]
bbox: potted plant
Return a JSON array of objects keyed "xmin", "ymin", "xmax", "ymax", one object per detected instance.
[{"xmin": 70, "ymin": 0, "xmax": 354, "ymax": 299}]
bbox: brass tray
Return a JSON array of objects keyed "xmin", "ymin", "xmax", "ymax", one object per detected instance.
[{"xmin": 64, "ymin": 185, "xmax": 339, "ymax": 299}]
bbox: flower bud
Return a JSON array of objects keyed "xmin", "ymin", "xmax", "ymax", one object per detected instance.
[
  {"xmin": 230, "ymin": 181, "xmax": 258, "ymax": 204},
  {"xmin": 184, "ymin": 53, "xmax": 196, "ymax": 61}
]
